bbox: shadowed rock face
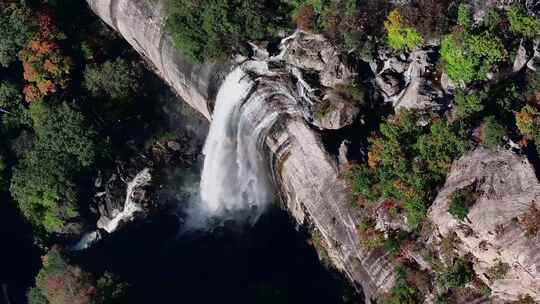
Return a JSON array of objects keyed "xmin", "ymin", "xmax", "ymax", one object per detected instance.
[
  {"xmin": 86, "ymin": 0, "xmax": 395, "ymax": 300},
  {"xmin": 429, "ymin": 148, "xmax": 540, "ymax": 302},
  {"xmin": 86, "ymin": 0, "xmax": 231, "ymax": 120}
]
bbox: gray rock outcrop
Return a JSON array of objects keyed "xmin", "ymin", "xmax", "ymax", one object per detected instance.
[
  {"xmin": 283, "ymin": 32, "xmax": 355, "ymax": 88},
  {"xmin": 312, "ymin": 91, "xmax": 360, "ymax": 130},
  {"xmin": 375, "ymin": 49, "xmax": 443, "ymax": 111},
  {"xmin": 428, "ymin": 148, "xmax": 540, "ymax": 302},
  {"xmin": 86, "ymin": 0, "xmax": 395, "ymax": 300}
]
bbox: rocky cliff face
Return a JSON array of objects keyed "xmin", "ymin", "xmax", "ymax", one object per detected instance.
[
  {"xmin": 428, "ymin": 148, "xmax": 540, "ymax": 302},
  {"xmin": 86, "ymin": 0, "xmax": 395, "ymax": 300},
  {"xmin": 86, "ymin": 0, "xmax": 231, "ymax": 120}
]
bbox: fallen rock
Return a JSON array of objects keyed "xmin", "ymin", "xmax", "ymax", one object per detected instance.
[{"xmin": 312, "ymin": 91, "xmax": 360, "ymax": 130}]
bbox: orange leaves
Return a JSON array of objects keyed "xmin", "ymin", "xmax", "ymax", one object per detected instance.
[
  {"xmin": 29, "ymin": 39, "xmax": 58, "ymax": 55},
  {"xmin": 22, "ymin": 62, "xmax": 38, "ymax": 82},
  {"xmin": 43, "ymin": 59, "xmax": 60, "ymax": 75},
  {"xmin": 18, "ymin": 7, "xmax": 72, "ymax": 103},
  {"xmin": 23, "ymin": 85, "xmax": 41, "ymax": 103}
]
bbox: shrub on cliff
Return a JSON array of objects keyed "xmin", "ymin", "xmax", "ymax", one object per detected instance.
[
  {"xmin": 440, "ymin": 257, "xmax": 474, "ymax": 290},
  {"xmin": 166, "ymin": 0, "xmax": 290, "ymax": 63},
  {"xmin": 381, "ymin": 265, "xmax": 423, "ymax": 304},
  {"xmin": 384, "ymin": 10, "xmax": 423, "ymax": 51},
  {"xmin": 507, "ymin": 6, "xmax": 540, "ymax": 40},
  {"xmin": 481, "ymin": 116, "xmax": 506, "ymax": 149},
  {"xmin": 448, "ymin": 185, "xmax": 477, "ymax": 220}
]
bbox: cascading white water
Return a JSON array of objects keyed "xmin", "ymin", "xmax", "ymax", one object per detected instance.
[
  {"xmin": 98, "ymin": 168, "xmax": 152, "ymax": 233},
  {"xmin": 199, "ymin": 63, "xmax": 278, "ymax": 221}
]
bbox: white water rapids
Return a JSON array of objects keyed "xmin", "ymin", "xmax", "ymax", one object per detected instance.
[{"xmin": 199, "ymin": 63, "xmax": 279, "ymax": 221}]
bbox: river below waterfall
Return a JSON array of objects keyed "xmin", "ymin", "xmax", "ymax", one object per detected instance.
[
  {"xmin": 0, "ymin": 73, "xmax": 356, "ymax": 304},
  {"xmin": 74, "ymin": 208, "xmax": 354, "ymax": 304}
]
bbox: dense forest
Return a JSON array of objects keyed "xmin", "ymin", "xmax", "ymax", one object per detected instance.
[
  {"xmin": 1, "ymin": 0, "xmax": 540, "ymax": 303},
  {"xmin": 0, "ymin": 0, "xmax": 181, "ymax": 303}
]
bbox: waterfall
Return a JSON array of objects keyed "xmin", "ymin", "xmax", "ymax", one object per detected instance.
[
  {"xmin": 98, "ymin": 168, "xmax": 152, "ymax": 233},
  {"xmin": 198, "ymin": 62, "xmax": 286, "ymax": 223}
]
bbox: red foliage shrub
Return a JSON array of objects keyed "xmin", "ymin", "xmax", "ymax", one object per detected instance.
[{"xmin": 294, "ymin": 4, "xmax": 316, "ymax": 31}]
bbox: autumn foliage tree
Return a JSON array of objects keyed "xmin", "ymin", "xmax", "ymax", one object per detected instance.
[
  {"xmin": 18, "ymin": 7, "xmax": 72, "ymax": 103},
  {"xmin": 28, "ymin": 247, "xmax": 128, "ymax": 304}
]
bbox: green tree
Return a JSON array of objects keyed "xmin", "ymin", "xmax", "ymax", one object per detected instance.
[
  {"xmin": 483, "ymin": 8, "xmax": 501, "ymax": 31},
  {"xmin": 30, "ymin": 101, "xmax": 100, "ymax": 167},
  {"xmin": 30, "ymin": 247, "xmax": 128, "ymax": 304},
  {"xmin": 507, "ymin": 6, "xmax": 540, "ymax": 39},
  {"xmin": 416, "ymin": 120, "xmax": 468, "ymax": 181},
  {"xmin": 481, "ymin": 116, "xmax": 506, "ymax": 149},
  {"xmin": 83, "ymin": 58, "xmax": 142, "ymax": 100},
  {"xmin": 349, "ymin": 111, "xmax": 468, "ymax": 229},
  {"xmin": 347, "ymin": 164, "xmax": 379, "ymax": 202},
  {"xmin": 452, "ymin": 89, "xmax": 485, "ymax": 121},
  {"xmin": 440, "ymin": 31, "xmax": 506, "ymax": 84},
  {"xmin": 0, "ymin": 152, "xmax": 7, "ymax": 191},
  {"xmin": 457, "ymin": 3, "xmax": 472, "ymax": 29},
  {"xmin": 516, "ymin": 105, "xmax": 540, "ymax": 151},
  {"xmin": 10, "ymin": 148, "xmax": 79, "ymax": 233},
  {"xmin": 0, "ymin": 81, "xmax": 31, "ymax": 131},
  {"xmin": 166, "ymin": 0, "xmax": 289, "ymax": 62},
  {"xmin": 0, "ymin": 3, "xmax": 33, "ymax": 67}
]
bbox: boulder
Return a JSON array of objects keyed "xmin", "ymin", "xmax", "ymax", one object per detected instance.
[
  {"xmin": 312, "ymin": 91, "xmax": 360, "ymax": 130},
  {"xmin": 375, "ymin": 70, "xmax": 404, "ymax": 98},
  {"xmin": 428, "ymin": 148, "xmax": 540, "ymax": 302},
  {"xmin": 283, "ymin": 32, "xmax": 355, "ymax": 88},
  {"xmin": 375, "ymin": 49, "xmax": 442, "ymax": 110}
]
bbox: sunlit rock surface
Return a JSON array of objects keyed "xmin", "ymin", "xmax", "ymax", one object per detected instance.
[{"xmin": 428, "ymin": 148, "xmax": 540, "ymax": 302}]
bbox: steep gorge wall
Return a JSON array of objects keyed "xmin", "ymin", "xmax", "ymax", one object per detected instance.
[
  {"xmin": 86, "ymin": 0, "xmax": 230, "ymax": 120},
  {"xmin": 86, "ymin": 0, "xmax": 395, "ymax": 300}
]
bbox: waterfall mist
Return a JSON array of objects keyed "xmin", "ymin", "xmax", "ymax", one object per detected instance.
[{"xmin": 188, "ymin": 64, "xmax": 278, "ymax": 229}]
